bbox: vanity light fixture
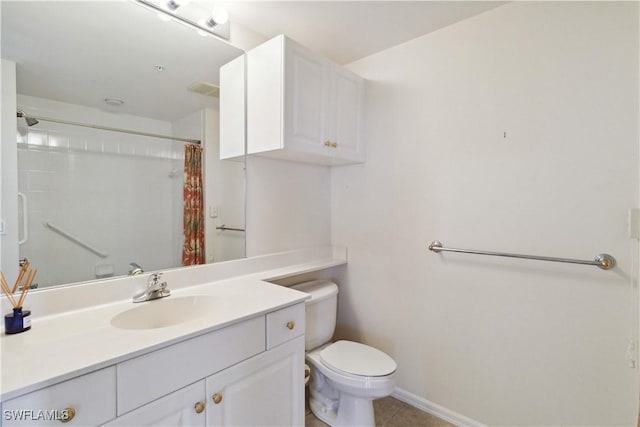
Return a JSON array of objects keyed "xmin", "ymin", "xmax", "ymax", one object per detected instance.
[
  {"xmin": 133, "ymin": 0, "xmax": 230, "ymax": 40},
  {"xmin": 204, "ymin": 6, "xmax": 229, "ymax": 28}
]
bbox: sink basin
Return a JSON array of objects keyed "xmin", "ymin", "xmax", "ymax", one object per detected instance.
[{"xmin": 111, "ymin": 296, "xmax": 217, "ymax": 330}]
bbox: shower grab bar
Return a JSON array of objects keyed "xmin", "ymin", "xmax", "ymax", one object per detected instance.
[
  {"xmin": 428, "ymin": 240, "xmax": 615, "ymax": 270},
  {"xmin": 216, "ymin": 225, "xmax": 245, "ymax": 232},
  {"xmin": 17, "ymin": 192, "xmax": 28, "ymax": 245},
  {"xmin": 45, "ymin": 221, "xmax": 108, "ymax": 258},
  {"xmin": 16, "ymin": 111, "xmax": 200, "ymax": 145}
]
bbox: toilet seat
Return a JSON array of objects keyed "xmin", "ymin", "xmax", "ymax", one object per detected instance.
[{"xmin": 319, "ymin": 340, "xmax": 396, "ymax": 377}]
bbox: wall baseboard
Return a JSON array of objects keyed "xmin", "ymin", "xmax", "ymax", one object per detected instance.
[{"xmin": 391, "ymin": 388, "xmax": 487, "ymax": 427}]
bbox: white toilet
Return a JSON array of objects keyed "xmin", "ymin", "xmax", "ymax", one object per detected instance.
[{"xmin": 291, "ymin": 280, "xmax": 397, "ymax": 427}]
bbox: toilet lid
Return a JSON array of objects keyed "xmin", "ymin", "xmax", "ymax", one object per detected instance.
[{"xmin": 320, "ymin": 341, "xmax": 397, "ymax": 377}]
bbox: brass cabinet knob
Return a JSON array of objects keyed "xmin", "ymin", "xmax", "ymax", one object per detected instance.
[
  {"xmin": 330, "ymin": 142, "xmax": 338, "ymax": 148},
  {"xmin": 60, "ymin": 408, "xmax": 75, "ymax": 423},
  {"xmin": 286, "ymin": 321, "xmax": 295, "ymax": 330},
  {"xmin": 323, "ymin": 141, "xmax": 332, "ymax": 147},
  {"xmin": 212, "ymin": 393, "xmax": 223, "ymax": 404},
  {"xmin": 194, "ymin": 401, "xmax": 205, "ymax": 414}
]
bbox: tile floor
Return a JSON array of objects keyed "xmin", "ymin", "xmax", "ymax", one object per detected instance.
[{"xmin": 305, "ymin": 396, "xmax": 456, "ymax": 427}]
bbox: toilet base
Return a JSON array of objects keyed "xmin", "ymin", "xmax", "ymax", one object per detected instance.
[{"xmin": 309, "ymin": 391, "xmax": 375, "ymax": 427}]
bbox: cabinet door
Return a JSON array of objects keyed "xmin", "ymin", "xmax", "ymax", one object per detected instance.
[
  {"xmin": 329, "ymin": 65, "xmax": 365, "ymax": 164},
  {"xmin": 247, "ymin": 35, "xmax": 283, "ymax": 155},
  {"xmin": 206, "ymin": 336, "xmax": 305, "ymax": 427},
  {"xmin": 104, "ymin": 381, "xmax": 205, "ymax": 427},
  {"xmin": 284, "ymin": 39, "xmax": 331, "ymax": 158},
  {"xmin": 220, "ymin": 54, "xmax": 246, "ymax": 160},
  {"xmin": 2, "ymin": 367, "xmax": 116, "ymax": 427}
]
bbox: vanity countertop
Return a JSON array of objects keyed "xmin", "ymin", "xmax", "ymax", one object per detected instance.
[{"xmin": 0, "ymin": 250, "xmax": 345, "ymax": 402}]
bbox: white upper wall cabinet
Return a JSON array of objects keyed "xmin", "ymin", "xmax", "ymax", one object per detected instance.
[
  {"xmin": 219, "ymin": 55, "xmax": 246, "ymax": 161},
  {"xmin": 220, "ymin": 35, "xmax": 365, "ymax": 165}
]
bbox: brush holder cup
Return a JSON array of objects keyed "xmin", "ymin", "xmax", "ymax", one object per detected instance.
[{"xmin": 4, "ymin": 307, "xmax": 31, "ymax": 334}]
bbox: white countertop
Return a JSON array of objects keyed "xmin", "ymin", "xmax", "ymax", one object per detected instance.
[{"xmin": 0, "ymin": 249, "xmax": 346, "ymax": 402}]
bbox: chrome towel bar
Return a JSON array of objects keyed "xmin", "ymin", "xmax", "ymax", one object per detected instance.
[
  {"xmin": 216, "ymin": 225, "xmax": 245, "ymax": 232},
  {"xmin": 428, "ymin": 240, "xmax": 615, "ymax": 270}
]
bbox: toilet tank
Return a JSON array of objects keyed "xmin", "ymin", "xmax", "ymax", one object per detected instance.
[{"xmin": 291, "ymin": 280, "xmax": 338, "ymax": 351}]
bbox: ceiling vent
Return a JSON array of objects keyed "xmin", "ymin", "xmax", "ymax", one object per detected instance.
[{"xmin": 187, "ymin": 81, "xmax": 220, "ymax": 98}]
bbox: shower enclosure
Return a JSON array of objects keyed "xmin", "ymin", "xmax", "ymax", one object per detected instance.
[{"xmin": 15, "ymin": 98, "xmax": 193, "ymax": 288}]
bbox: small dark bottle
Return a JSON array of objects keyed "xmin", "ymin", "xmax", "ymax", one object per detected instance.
[{"xmin": 4, "ymin": 307, "xmax": 31, "ymax": 334}]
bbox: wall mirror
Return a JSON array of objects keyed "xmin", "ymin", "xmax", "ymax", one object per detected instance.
[{"xmin": 1, "ymin": 0, "xmax": 246, "ymax": 290}]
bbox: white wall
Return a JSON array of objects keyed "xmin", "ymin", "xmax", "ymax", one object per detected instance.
[
  {"xmin": 332, "ymin": 2, "xmax": 639, "ymax": 425},
  {"xmin": 229, "ymin": 21, "xmax": 269, "ymax": 52},
  {"xmin": 246, "ymin": 156, "xmax": 331, "ymax": 257},
  {"xmin": 203, "ymin": 107, "xmax": 246, "ymax": 263}
]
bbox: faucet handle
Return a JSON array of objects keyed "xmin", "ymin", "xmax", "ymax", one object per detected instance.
[
  {"xmin": 128, "ymin": 262, "xmax": 144, "ymax": 276},
  {"xmin": 148, "ymin": 272, "xmax": 163, "ymax": 285}
]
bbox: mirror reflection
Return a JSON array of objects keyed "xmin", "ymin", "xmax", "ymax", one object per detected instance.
[{"xmin": 1, "ymin": 1, "xmax": 246, "ymax": 289}]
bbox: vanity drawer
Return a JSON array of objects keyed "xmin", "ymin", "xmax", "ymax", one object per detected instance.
[
  {"xmin": 266, "ymin": 303, "xmax": 305, "ymax": 349},
  {"xmin": 1, "ymin": 367, "xmax": 116, "ymax": 426},
  {"xmin": 117, "ymin": 316, "xmax": 265, "ymax": 415}
]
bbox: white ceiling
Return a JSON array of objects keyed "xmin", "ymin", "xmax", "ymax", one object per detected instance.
[
  {"xmin": 2, "ymin": 1, "xmax": 243, "ymax": 122},
  {"xmin": 2, "ymin": 1, "xmax": 504, "ymax": 122},
  {"xmin": 219, "ymin": 1, "xmax": 505, "ymax": 64}
]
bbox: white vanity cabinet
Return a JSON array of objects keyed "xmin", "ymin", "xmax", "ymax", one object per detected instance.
[
  {"xmin": 2, "ymin": 303, "xmax": 305, "ymax": 427},
  {"xmin": 1, "ymin": 367, "xmax": 116, "ymax": 426},
  {"xmin": 109, "ymin": 337, "xmax": 304, "ymax": 427},
  {"xmin": 220, "ymin": 35, "xmax": 365, "ymax": 165},
  {"xmin": 115, "ymin": 303, "xmax": 305, "ymax": 427}
]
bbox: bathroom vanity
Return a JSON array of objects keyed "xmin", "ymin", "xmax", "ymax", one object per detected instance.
[{"xmin": 0, "ymin": 248, "xmax": 346, "ymax": 426}]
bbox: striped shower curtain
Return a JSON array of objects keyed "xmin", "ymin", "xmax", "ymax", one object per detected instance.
[{"xmin": 182, "ymin": 144, "xmax": 205, "ymax": 265}]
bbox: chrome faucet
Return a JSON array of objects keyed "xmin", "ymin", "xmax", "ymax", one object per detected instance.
[
  {"xmin": 133, "ymin": 273, "xmax": 171, "ymax": 303},
  {"xmin": 128, "ymin": 262, "xmax": 144, "ymax": 276}
]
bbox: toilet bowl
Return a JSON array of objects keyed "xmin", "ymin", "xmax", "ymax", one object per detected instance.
[
  {"xmin": 307, "ymin": 341, "xmax": 396, "ymax": 426},
  {"xmin": 291, "ymin": 280, "xmax": 397, "ymax": 427}
]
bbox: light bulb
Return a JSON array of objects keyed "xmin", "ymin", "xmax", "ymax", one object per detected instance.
[
  {"xmin": 211, "ymin": 6, "xmax": 228, "ymax": 25},
  {"xmin": 165, "ymin": 0, "xmax": 189, "ymax": 11}
]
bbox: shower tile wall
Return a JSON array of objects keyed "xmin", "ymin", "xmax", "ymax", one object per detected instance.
[{"xmin": 17, "ymin": 98, "xmax": 184, "ymax": 288}]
